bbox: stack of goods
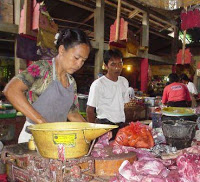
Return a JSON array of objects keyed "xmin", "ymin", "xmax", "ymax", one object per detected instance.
[
  {"xmin": 124, "ymin": 99, "xmax": 145, "ymax": 122},
  {"xmin": 0, "ymin": 103, "xmax": 16, "ymax": 118}
]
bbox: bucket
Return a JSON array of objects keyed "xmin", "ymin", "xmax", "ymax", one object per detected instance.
[
  {"xmin": 28, "ymin": 122, "xmax": 118, "ymax": 159},
  {"xmin": 151, "ymin": 112, "xmax": 162, "ymax": 128},
  {"xmin": 78, "ymin": 94, "xmax": 88, "ymax": 113},
  {"xmin": 162, "ymin": 119, "xmax": 196, "ymax": 149}
]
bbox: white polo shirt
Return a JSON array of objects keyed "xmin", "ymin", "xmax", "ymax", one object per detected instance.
[{"xmin": 87, "ymin": 76, "xmax": 130, "ymax": 123}]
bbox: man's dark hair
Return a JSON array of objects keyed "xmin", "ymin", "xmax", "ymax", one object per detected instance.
[
  {"xmin": 180, "ymin": 74, "xmax": 190, "ymax": 81},
  {"xmin": 168, "ymin": 73, "xmax": 179, "ymax": 83},
  {"xmin": 103, "ymin": 49, "xmax": 123, "ymax": 65}
]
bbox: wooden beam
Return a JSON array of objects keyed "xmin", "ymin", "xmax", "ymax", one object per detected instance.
[
  {"xmin": 94, "ymin": 0, "xmax": 105, "ymax": 79},
  {"xmin": 80, "ymin": 13, "xmax": 94, "ymax": 24},
  {"xmin": 59, "ymin": 0, "xmax": 172, "ymax": 41},
  {"xmin": 105, "ymin": 0, "xmax": 166, "ymax": 29},
  {"xmin": 115, "ymin": 0, "xmax": 177, "ymax": 26},
  {"xmin": 90, "ymin": 40, "xmax": 109, "ymax": 50},
  {"xmin": 53, "ymin": 17, "xmax": 93, "ymax": 28},
  {"xmin": 0, "ymin": 39, "xmax": 15, "ymax": 42},
  {"xmin": 0, "ymin": 23, "xmax": 18, "ymax": 34},
  {"xmin": 59, "ymin": 0, "xmax": 94, "ymax": 12},
  {"xmin": 129, "ymin": 9, "xmax": 140, "ymax": 19},
  {"xmin": 105, "ymin": 0, "xmax": 130, "ymax": 13},
  {"xmin": 137, "ymin": 51, "xmax": 174, "ymax": 64}
]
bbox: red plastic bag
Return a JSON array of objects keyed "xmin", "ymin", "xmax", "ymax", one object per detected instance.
[{"xmin": 114, "ymin": 122, "xmax": 154, "ymax": 149}]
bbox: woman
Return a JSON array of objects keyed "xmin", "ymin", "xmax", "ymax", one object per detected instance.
[
  {"xmin": 3, "ymin": 28, "xmax": 91, "ymax": 143},
  {"xmin": 162, "ymin": 73, "xmax": 191, "ymax": 107}
]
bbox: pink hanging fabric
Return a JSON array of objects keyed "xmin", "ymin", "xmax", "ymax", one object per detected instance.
[
  {"xmin": 109, "ymin": 18, "xmax": 128, "ymax": 48},
  {"xmin": 176, "ymin": 48, "xmax": 192, "ymax": 64},
  {"xmin": 32, "ymin": 0, "xmax": 40, "ymax": 31},
  {"xmin": 181, "ymin": 9, "xmax": 200, "ymax": 30},
  {"xmin": 140, "ymin": 58, "xmax": 148, "ymax": 92},
  {"xmin": 18, "ymin": 4, "xmax": 25, "ymax": 34}
]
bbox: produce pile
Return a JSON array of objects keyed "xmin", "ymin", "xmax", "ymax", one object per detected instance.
[
  {"xmin": 124, "ymin": 99, "xmax": 144, "ymax": 108},
  {"xmin": 114, "ymin": 122, "xmax": 154, "ymax": 149}
]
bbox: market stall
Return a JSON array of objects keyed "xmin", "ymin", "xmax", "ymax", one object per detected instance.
[{"xmin": 1, "ymin": 115, "xmax": 199, "ymax": 181}]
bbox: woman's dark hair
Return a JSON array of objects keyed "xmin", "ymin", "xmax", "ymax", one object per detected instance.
[
  {"xmin": 55, "ymin": 28, "xmax": 92, "ymax": 50},
  {"xmin": 168, "ymin": 73, "xmax": 179, "ymax": 83},
  {"xmin": 180, "ymin": 74, "xmax": 190, "ymax": 81},
  {"xmin": 103, "ymin": 49, "xmax": 123, "ymax": 65}
]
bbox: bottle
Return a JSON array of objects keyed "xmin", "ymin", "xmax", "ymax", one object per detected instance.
[{"xmin": 28, "ymin": 136, "xmax": 36, "ymax": 150}]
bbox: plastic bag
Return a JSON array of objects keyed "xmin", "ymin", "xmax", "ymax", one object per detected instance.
[{"xmin": 114, "ymin": 122, "xmax": 154, "ymax": 149}]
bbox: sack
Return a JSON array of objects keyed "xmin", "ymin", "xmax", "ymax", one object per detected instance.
[
  {"xmin": 37, "ymin": 47, "xmax": 57, "ymax": 60},
  {"xmin": 16, "ymin": 34, "xmax": 41, "ymax": 61},
  {"xmin": 37, "ymin": 29, "xmax": 56, "ymax": 50},
  {"xmin": 114, "ymin": 122, "xmax": 154, "ymax": 149},
  {"xmin": 32, "ymin": 2, "xmax": 58, "ymax": 33}
]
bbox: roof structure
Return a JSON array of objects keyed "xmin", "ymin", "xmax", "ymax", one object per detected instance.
[{"xmin": 1, "ymin": 0, "xmax": 200, "ymax": 64}]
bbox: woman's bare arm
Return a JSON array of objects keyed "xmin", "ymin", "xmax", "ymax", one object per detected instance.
[
  {"xmin": 67, "ymin": 111, "xmax": 86, "ymax": 122},
  {"xmin": 3, "ymin": 78, "xmax": 47, "ymax": 124}
]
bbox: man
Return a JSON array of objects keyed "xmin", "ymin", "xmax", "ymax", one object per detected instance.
[
  {"xmin": 180, "ymin": 74, "xmax": 198, "ymax": 107},
  {"xmin": 127, "ymin": 87, "xmax": 135, "ymax": 99},
  {"xmin": 86, "ymin": 49, "xmax": 130, "ymax": 139}
]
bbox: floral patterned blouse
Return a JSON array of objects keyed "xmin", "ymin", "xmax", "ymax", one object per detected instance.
[{"xmin": 15, "ymin": 60, "xmax": 79, "ymax": 113}]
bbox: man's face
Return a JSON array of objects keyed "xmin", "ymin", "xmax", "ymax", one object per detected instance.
[{"xmin": 105, "ymin": 57, "xmax": 123, "ymax": 77}]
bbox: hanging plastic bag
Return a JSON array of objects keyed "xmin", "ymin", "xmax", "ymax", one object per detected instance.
[{"xmin": 114, "ymin": 122, "xmax": 154, "ymax": 149}]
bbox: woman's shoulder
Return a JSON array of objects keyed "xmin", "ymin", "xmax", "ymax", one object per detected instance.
[{"xmin": 36, "ymin": 60, "xmax": 52, "ymax": 69}]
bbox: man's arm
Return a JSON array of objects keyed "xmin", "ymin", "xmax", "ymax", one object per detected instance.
[{"xmin": 86, "ymin": 106, "xmax": 96, "ymax": 123}]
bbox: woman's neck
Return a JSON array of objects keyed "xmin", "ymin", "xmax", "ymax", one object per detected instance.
[
  {"xmin": 54, "ymin": 57, "xmax": 69, "ymax": 87},
  {"xmin": 55, "ymin": 57, "xmax": 65, "ymax": 77}
]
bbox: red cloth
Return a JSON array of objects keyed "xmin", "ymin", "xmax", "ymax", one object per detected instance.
[
  {"xmin": 176, "ymin": 48, "xmax": 192, "ymax": 64},
  {"xmin": 109, "ymin": 18, "xmax": 128, "ymax": 46},
  {"xmin": 181, "ymin": 9, "xmax": 200, "ymax": 30},
  {"xmin": 162, "ymin": 82, "xmax": 191, "ymax": 104},
  {"xmin": 140, "ymin": 58, "xmax": 148, "ymax": 92}
]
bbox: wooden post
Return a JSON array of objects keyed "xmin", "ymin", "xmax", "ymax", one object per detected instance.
[
  {"xmin": 182, "ymin": 30, "xmax": 187, "ymax": 65},
  {"xmin": 182, "ymin": 7, "xmax": 187, "ymax": 65},
  {"xmin": 94, "ymin": 0, "xmax": 105, "ymax": 79},
  {"xmin": 115, "ymin": 0, "xmax": 121, "ymax": 42},
  {"xmin": 140, "ymin": 12, "xmax": 149, "ymax": 93},
  {"xmin": 141, "ymin": 12, "xmax": 149, "ymax": 49},
  {"xmin": 171, "ymin": 25, "xmax": 179, "ymax": 59}
]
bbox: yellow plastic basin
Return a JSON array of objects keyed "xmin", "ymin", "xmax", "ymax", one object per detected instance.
[
  {"xmin": 162, "ymin": 107, "xmax": 195, "ymax": 116},
  {"xmin": 28, "ymin": 122, "xmax": 118, "ymax": 159}
]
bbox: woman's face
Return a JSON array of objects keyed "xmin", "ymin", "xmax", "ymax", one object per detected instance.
[{"xmin": 59, "ymin": 43, "xmax": 90, "ymax": 74}]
